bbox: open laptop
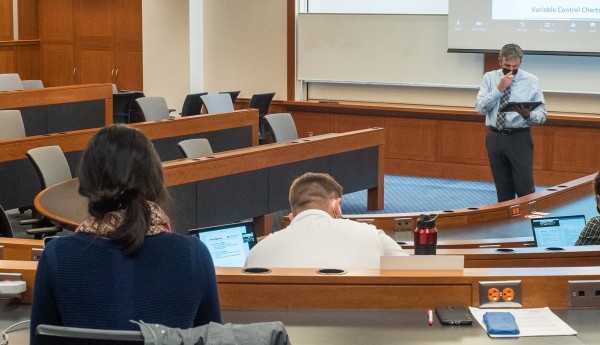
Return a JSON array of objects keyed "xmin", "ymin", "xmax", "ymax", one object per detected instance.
[
  {"xmin": 188, "ymin": 221, "xmax": 256, "ymax": 267},
  {"xmin": 530, "ymin": 215, "xmax": 586, "ymax": 247}
]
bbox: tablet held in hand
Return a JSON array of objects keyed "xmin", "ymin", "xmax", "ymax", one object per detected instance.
[{"xmin": 500, "ymin": 101, "xmax": 542, "ymax": 113}]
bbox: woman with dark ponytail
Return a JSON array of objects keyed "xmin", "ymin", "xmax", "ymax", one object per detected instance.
[{"xmin": 30, "ymin": 125, "xmax": 221, "ymax": 343}]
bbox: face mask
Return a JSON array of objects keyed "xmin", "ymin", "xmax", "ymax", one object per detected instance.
[
  {"xmin": 502, "ymin": 68, "xmax": 518, "ymax": 76},
  {"xmin": 331, "ymin": 199, "xmax": 342, "ymax": 219}
]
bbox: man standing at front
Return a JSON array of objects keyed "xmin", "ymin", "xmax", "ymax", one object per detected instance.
[{"xmin": 476, "ymin": 43, "xmax": 547, "ymax": 202}]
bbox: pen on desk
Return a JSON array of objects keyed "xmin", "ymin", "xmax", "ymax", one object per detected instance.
[{"xmin": 427, "ymin": 309, "xmax": 433, "ymax": 326}]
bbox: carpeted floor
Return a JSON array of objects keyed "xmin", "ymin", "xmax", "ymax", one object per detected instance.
[
  {"xmin": 341, "ymin": 175, "xmax": 546, "ymax": 215},
  {"xmin": 343, "ymin": 175, "xmax": 492, "ymax": 214},
  {"xmin": 7, "ymin": 175, "xmax": 547, "ymax": 236}
]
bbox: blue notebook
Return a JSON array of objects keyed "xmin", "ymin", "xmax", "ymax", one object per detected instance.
[{"xmin": 483, "ymin": 312, "xmax": 520, "ymax": 335}]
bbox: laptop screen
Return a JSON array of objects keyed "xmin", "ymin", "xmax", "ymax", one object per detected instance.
[
  {"xmin": 531, "ymin": 215, "xmax": 586, "ymax": 247},
  {"xmin": 188, "ymin": 221, "xmax": 256, "ymax": 267}
]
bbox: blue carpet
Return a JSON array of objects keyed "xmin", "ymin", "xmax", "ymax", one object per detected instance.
[{"xmin": 341, "ymin": 175, "xmax": 546, "ymax": 215}]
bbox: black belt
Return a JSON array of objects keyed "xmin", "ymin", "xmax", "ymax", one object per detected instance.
[{"xmin": 488, "ymin": 126, "xmax": 530, "ymax": 135}]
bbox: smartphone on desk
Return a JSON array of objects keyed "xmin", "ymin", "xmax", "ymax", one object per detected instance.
[{"xmin": 435, "ymin": 306, "xmax": 473, "ymax": 325}]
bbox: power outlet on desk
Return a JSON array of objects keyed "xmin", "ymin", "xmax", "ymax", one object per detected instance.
[
  {"xmin": 568, "ymin": 280, "xmax": 600, "ymax": 307},
  {"xmin": 479, "ymin": 280, "xmax": 522, "ymax": 308},
  {"xmin": 394, "ymin": 217, "xmax": 414, "ymax": 232},
  {"xmin": 31, "ymin": 248, "xmax": 43, "ymax": 261},
  {"xmin": 509, "ymin": 205, "xmax": 522, "ymax": 217},
  {"xmin": 0, "ymin": 272, "xmax": 25, "ymax": 299},
  {"xmin": 528, "ymin": 201, "xmax": 538, "ymax": 213}
]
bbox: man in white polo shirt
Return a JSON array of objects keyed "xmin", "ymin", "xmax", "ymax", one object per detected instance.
[{"xmin": 245, "ymin": 172, "xmax": 406, "ymax": 269}]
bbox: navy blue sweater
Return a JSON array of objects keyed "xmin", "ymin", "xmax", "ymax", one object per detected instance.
[{"xmin": 30, "ymin": 232, "xmax": 221, "ymax": 345}]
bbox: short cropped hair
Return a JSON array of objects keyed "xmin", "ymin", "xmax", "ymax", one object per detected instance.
[
  {"xmin": 595, "ymin": 172, "xmax": 600, "ymax": 196},
  {"xmin": 499, "ymin": 43, "xmax": 524, "ymax": 61},
  {"xmin": 289, "ymin": 172, "xmax": 343, "ymax": 215}
]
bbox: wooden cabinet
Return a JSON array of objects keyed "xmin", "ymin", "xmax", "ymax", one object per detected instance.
[
  {"xmin": 0, "ymin": 0, "xmax": 14, "ymax": 41},
  {"xmin": 40, "ymin": 0, "xmax": 74, "ymax": 86},
  {"xmin": 39, "ymin": 0, "xmax": 142, "ymax": 90},
  {"xmin": 41, "ymin": 44, "xmax": 75, "ymax": 86}
]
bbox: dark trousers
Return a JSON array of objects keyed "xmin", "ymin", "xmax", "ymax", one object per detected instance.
[{"xmin": 486, "ymin": 129, "xmax": 535, "ymax": 202}]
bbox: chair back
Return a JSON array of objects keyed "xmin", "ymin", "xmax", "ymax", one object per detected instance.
[
  {"xmin": 181, "ymin": 92, "xmax": 208, "ymax": 116},
  {"xmin": 113, "ymin": 92, "xmax": 136, "ymax": 123},
  {"xmin": 112, "ymin": 83, "xmax": 119, "ymax": 94},
  {"xmin": 134, "ymin": 97, "xmax": 170, "ymax": 122},
  {"xmin": 36, "ymin": 321, "xmax": 289, "ymax": 345},
  {"xmin": 248, "ymin": 92, "xmax": 276, "ymax": 116},
  {"xmin": 177, "ymin": 138, "xmax": 213, "ymax": 158},
  {"xmin": 0, "ymin": 73, "xmax": 24, "ymax": 91},
  {"xmin": 219, "ymin": 90, "xmax": 241, "ymax": 105},
  {"xmin": 127, "ymin": 91, "xmax": 146, "ymax": 123},
  {"xmin": 201, "ymin": 94, "xmax": 234, "ymax": 114},
  {"xmin": 263, "ymin": 113, "xmax": 298, "ymax": 143},
  {"xmin": 26, "ymin": 146, "xmax": 72, "ymax": 189},
  {"xmin": 0, "ymin": 204, "xmax": 14, "ymax": 238},
  {"xmin": 36, "ymin": 325, "xmax": 143, "ymax": 345},
  {"xmin": 22, "ymin": 80, "xmax": 44, "ymax": 89},
  {"xmin": 0, "ymin": 110, "xmax": 26, "ymax": 140}
]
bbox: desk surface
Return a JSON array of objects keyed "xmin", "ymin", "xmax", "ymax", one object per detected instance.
[
  {"xmin": 30, "ymin": 181, "xmax": 598, "ymax": 243},
  {"xmin": 435, "ymin": 194, "xmax": 597, "ymax": 241},
  {"xmin": 2, "ymin": 301, "xmax": 599, "ymax": 344},
  {"xmin": 33, "ymin": 129, "xmax": 385, "ymax": 232}
]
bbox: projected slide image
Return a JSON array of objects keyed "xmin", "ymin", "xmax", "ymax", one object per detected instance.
[
  {"xmin": 532, "ymin": 217, "xmax": 585, "ymax": 247},
  {"xmin": 448, "ymin": 0, "xmax": 600, "ymax": 54},
  {"xmin": 493, "ymin": 0, "xmax": 600, "ymax": 21},
  {"xmin": 199, "ymin": 226, "xmax": 252, "ymax": 267}
]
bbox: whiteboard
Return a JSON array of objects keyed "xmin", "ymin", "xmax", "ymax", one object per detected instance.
[
  {"xmin": 306, "ymin": 0, "xmax": 448, "ymax": 14},
  {"xmin": 297, "ymin": 13, "xmax": 600, "ymax": 93},
  {"xmin": 297, "ymin": 14, "xmax": 483, "ymax": 88}
]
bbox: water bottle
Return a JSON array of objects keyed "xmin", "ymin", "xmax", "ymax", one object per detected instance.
[{"xmin": 414, "ymin": 214, "xmax": 438, "ymax": 255}]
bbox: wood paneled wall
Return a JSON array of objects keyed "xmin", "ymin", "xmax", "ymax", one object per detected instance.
[
  {"xmin": 0, "ymin": 41, "xmax": 40, "ymax": 78},
  {"xmin": 5, "ymin": 256, "xmax": 600, "ymax": 308},
  {"xmin": 0, "ymin": 0, "xmax": 40, "ymax": 78},
  {"xmin": 0, "ymin": 0, "xmax": 13, "ymax": 41},
  {"xmin": 37, "ymin": 0, "xmax": 142, "ymax": 89},
  {"xmin": 282, "ymin": 101, "xmax": 600, "ymax": 187},
  {"xmin": 18, "ymin": 0, "xmax": 39, "ymax": 40}
]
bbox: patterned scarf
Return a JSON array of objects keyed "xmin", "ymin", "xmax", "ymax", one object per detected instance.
[{"xmin": 76, "ymin": 201, "xmax": 171, "ymax": 237}]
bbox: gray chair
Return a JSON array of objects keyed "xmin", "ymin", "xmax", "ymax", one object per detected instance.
[
  {"xmin": 25, "ymin": 146, "xmax": 71, "ymax": 238},
  {"xmin": 112, "ymin": 83, "xmax": 119, "ymax": 94},
  {"xmin": 36, "ymin": 324, "xmax": 143, "ymax": 345},
  {"xmin": 248, "ymin": 92, "xmax": 276, "ymax": 142},
  {"xmin": 219, "ymin": 90, "xmax": 241, "ymax": 105},
  {"xmin": 127, "ymin": 91, "xmax": 147, "ymax": 123},
  {"xmin": 0, "ymin": 109, "xmax": 26, "ymax": 140},
  {"xmin": 248, "ymin": 92, "xmax": 276, "ymax": 116},
  {"xmin": 0, "ymin": 204, "xmax": 14, "ymax": 238},
  {"xmin": 134, "ymin": 97, "xmax": 174, "ymax": 122},
  {"xmin": 177, "ymin": 138, "xmax": 213, "ymax": 158},
  {"xmin": 263, "ymin": 113, "xmax": 298, "ymax": 143},
  {"xmin": 113, "ymin": 92, "xmax": 136, "ymax": 123},
  {"xmin": 0, "ymin": 73, "xmax": 24, "ymax": 92},
  {"xmin": 26, "ymin": 146, "xmax": 72, "ymax": 190},
  {"xmin": 22, "ymin": 80, "xmax": 44, "ymax": 89},
  {"xmin": 180, "ymin": 92, "xmax": 208, "ymax": 116},
  {"xmin": 200, "ymin": 94, "xmax": 234, "ymax": 114},
  {"xmin": 36, "ymin": 321, "xmax": 289, "ymax": 345},
  {"xmin": 0, "ymin": 203, "xmax": 61, "ymax": 238}
]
